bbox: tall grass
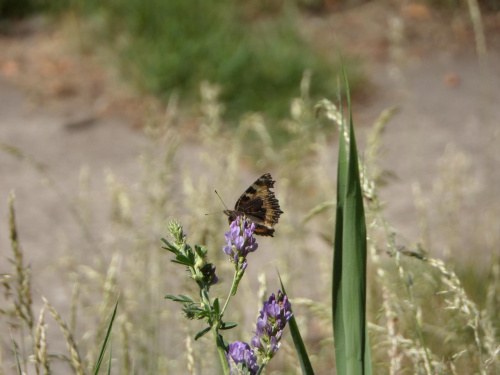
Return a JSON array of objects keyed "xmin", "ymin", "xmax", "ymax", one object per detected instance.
[{"xmin": 1, "ymin": 74, "xmax": 499, "ymax": 374}]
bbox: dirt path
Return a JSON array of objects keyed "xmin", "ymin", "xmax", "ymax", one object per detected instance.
[
  {"xmin": 365, "ymin": 51, "xmax": 500, "ymax": 261},
  {"xmin": 0, "ymin": 76, "xmax": 146, "ymax": 308}
]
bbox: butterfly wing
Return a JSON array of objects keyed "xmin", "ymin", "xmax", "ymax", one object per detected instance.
[{"xmin": 234, "ymin": 173, "xmax": 283, "ymax": 236}]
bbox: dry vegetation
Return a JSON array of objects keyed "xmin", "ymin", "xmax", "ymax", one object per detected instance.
[
  {"xmin": 2, "ymin": 78, "xmax": 499, "ymax": 373},
  {"xmin": 1, "ymin": 1, "xmax": 499, "ymax": 374}
]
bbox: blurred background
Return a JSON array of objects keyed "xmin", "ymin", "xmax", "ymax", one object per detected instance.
[{"xmin": 1, "ymin": 0, "xmax": 499, "ymax": 373}]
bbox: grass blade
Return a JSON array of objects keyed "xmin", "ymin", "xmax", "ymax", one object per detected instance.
[
  {"xmin": 332, "ymin": 95, "xmax": 348, "ymax": 374},
  {"xmin": 10, "ymin": 330, "xmax": 22, "ymax": 375},
  {"xmin": 93, "ymin": 297, "xmax": 119, "ymax": 375},
  {"xmin": 107, "ymin": 342, "xmax": 113, "ymax": 375},
  {"xmin": 278, "ymin": 273, "xmax": 314, "ymax": 374}
]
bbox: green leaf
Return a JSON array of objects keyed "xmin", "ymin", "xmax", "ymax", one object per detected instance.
[
  {"xmin": 93, "ymin": 297, "xmax": 119, "ymax": 375},
  {"xmin": 278, "ymin": 273, "xmax": 315, "ymax": 375},
  {"xmin": 194, "ymin": 244, "xmax": 207, "ymax": 257},
  {"xmin": 165, "ymin": 294, "xmax": 194, "ymax": 303},
  {"xmin": 179, "ymin": 294, "xmax": 195, "ymax": 303},
  {"xmin": 194, "ymin": 326, "xmax": 212, "ymax": 340},
  {"xmin": 161, "ymin": 238, "xmax": 178, "ymax": 253},
  {"xmin": 188, "ymin": 252, "xmax": 197, "ymax": 264},
  {"xmin": 332, "ymin": 57, "xmax": 372, "ymax": 375},
  {"xmin": 169, "ymin": 253, "xmax": 193, "ymax": 266},
  {"xmin": 213, "ymin": 298, "xmax": 220, "ymax": 314},
  {"xmin": 160, "ymin": 237, "xmax": 171, "ymax": 246},
  {"xmin": 220, "ymin": 322, "xmax": 237, "ymax": 330}
]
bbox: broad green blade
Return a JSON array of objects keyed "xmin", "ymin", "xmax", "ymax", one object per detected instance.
[{"xmin": 332, "ymin": 59, "xmax": 372, "ymax": 375}]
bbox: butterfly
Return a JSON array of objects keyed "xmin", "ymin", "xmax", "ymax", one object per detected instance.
[{"xmin": 224, "ymin": 173, "xmax": 283, "ymax": 237}]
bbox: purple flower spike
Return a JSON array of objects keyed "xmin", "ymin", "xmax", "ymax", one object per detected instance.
[
  {"xmin": 223, "ymin": 217, "xmax": 259, "ymax": 270},
  {"xmin": 226, "ymin": 341, "xmax": 259, "ymax": 375},
  {"xmin": 251, "ymin": 290, "xmax": 292, "ymax": 360}
]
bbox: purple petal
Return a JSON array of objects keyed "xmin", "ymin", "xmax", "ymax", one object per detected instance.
[
  {"xmin": 223, "ymin": 245, "xmax": 233, "ymax": 256},
  {"xmin": 270, "ymin": 336, "xmax": 280, "ymax": 355},
  {"xmin": 247, "ymin": 243, "xmax": 258, "ymax": 253},
  {"xmin": 251, "ymin": 336, "xmax": 262, "ymax": 349},
  {"xmin": 234, "ymin": 236, "xmax": 244, "ymax": 251}
]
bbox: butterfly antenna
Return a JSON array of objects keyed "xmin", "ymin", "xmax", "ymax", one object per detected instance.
[
  {"xmin": 214, "ymin": 190, "xmax": 229, "ymax": 210},
  {"xmin": 204, "ymin": 190, "xmax": 229, "ymax": 216},
  {"xmin": 205, "ymin": 210, "xmax": 223, "ymax": 216}
]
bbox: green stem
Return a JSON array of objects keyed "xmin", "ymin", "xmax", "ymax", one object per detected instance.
[
  {"xmin": 213, "ymin": 325, "xmax": 230, "ymax": 375},
  {"xmin": 216, "ymin": 267, "xmax": 244, "ymax": 374},
  {"xmin": 256, "ymin": 358, "xmax": 269, "ymax": 375},
  {"xmin": 221, "ymin": 269, "xmax": 242, "ymax": 316}
]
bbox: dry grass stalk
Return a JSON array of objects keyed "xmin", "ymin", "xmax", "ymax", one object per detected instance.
[
  {"xmin": 43, "ymin": 297, "xmax": 84, "ymax": 375},
  {"xmin": 120, "ymin": 318, "xmax": 131, "ymax": 375},
  {"xmin": 382, "ymin": 285, "xmax": 402, "ymax": 375},
  {"xmin": 70, "ymin": 279, "xmax": 80, "ymax": 336},
  {"xmin": 185, "ymin": 334, "xmax": 196, "ymax": 375},
  {"xmin": 466, "ymin": 0, "xmax": 487, "ymax": 59},
  {"xmin": 34, "ymin": 307, "xmax": 50, "ymax": 374},
  {"xmin": 9, "ymin": 193, "xmax": 34, "ymax": 331},
  {"xmin": 427, "ymin": 257, "xmax": 493, "ymax": 375},
  {"xmin": 412, "ymin": 183, "xmax": 430, "ymax": 251}
]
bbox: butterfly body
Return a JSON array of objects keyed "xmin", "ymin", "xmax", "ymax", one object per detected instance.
[{"xmin": 224, "ymin": 173, "xmax": 283, "ymax": 237}]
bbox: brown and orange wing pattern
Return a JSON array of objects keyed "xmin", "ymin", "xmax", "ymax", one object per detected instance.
[{"xmin": 231, "ymin": 173, "xmax": 283, "ymax": 237}]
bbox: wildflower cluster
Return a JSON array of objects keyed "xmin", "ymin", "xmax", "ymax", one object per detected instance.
[
  {"xmin": 225, "ymin": 290, "xmax": 292, "ymax": 373},
  {"xmin": 251, "ymin": 290, "xmax": 293, "ymax": 361},
  {"xmin": 226, "ymin": 341, "xmax": 259, "ymax": 375},
  {"xmin": 223, "ymin": 216, "xmax": 258, "ymax": 271},
  {"xmin": 164, "ymin": 217, "xmax": 291, "ymax": 375}
]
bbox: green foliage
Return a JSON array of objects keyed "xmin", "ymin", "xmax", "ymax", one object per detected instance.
[
  {"xmin": 49, "ymin": 0, "xmax": 358, "ymax": 135},
  {"xmin": 0, "ymin": 0, "xmax": 42, "ymax": 18},
  {"xmin": 332, "ymin": 65, "xmax": 372, "ymax": 374}
]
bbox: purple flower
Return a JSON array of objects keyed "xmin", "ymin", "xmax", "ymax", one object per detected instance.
[
  {"xmin": 226, "ymin": 341, "xmax": 259, "ymax": 375},
  {"xmin": 223, "ymin": 217, "xmax": 258, "ymax": 269},
  {"xmin": 251, "ymin": 290, "xmax": 292, "ymax": 359}
]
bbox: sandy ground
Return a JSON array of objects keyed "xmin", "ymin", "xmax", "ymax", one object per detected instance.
[
  {"xmin": 0, "ymin": 2, "xmax": 499, "ymax": 363},
  {"xmin": 0, "ymin": 77, "xmax": 147, "ymax": 304},
  {"xmin": 363, "ymin": 51, "xmax": 500, "ymax": 261}
]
